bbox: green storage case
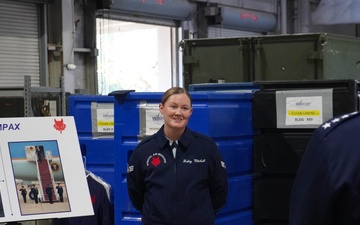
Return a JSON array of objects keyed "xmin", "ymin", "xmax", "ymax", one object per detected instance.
[
  {"xmin": 180, "ymin": 33, "xmax": 360, "ymax": 88},
  {"xmin": 180, "ymin": 37, "xmax": 252, "ymax": 89},
  {"xmin": 253, "ymin": 33, "xmax": 360, "ymax": 81}
]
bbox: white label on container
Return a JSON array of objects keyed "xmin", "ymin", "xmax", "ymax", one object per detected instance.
[
  {"xmin": 96, "ymin": 108, "xmax": 114, "ymax": 132},
  {"xmin": 285, "ymin": 96, "xmax": 323, "ymax": 126},
  {"xmin": 144, "ymin": 108, "xmax": 164, "ymax": 136}
]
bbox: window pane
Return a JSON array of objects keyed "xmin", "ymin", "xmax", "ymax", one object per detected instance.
[{"xmin": 96, "ymin": 19, "xmax": 172, "ymax": 95}]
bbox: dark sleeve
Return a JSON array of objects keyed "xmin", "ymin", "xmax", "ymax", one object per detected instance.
[
  {"xmin": 127, "ymin": 148, "xmax": 145, "ymax": 212},
  {"xmin": 56, "ymin": 176, "xmax": 113, "ymax": 225},
  {"xmin": 53, "ymin": 218, "xmax": 70, "ymax": 225},
  {"xmin": 97, "ymin": 184, "xmax": 112, "ymax": 225},
  {"xmin": 289, "ymin": 131, "xmax": 334, "ymax": 225},
  {"xmin": 209, "ymin": 144, "xmax": 228, "ymax": 213}
]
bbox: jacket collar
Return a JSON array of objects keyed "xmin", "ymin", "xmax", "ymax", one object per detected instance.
[{"xmin": 156, "ymin": 125, "xmax": 193, "ymax": 150}]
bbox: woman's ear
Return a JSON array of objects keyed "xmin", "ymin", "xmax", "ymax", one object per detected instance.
[{"xmin": 159, "ymin": 103, "xmax": 164, "ymax": 113}]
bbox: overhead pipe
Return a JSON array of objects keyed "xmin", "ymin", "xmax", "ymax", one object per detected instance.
[
  {"xmin": 218, "ymin": 5, "xmax": 277, "ymax": 33},
  {"xmin": 109, "ymin": 0, "xmax": 192, "ymax": 21}
]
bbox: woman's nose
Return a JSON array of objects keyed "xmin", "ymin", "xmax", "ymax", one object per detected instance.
[{"xmin": 175, "ymin": 108, "xmax": 181, "ymax": 114}]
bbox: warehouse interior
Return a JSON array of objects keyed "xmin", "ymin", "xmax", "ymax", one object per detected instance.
[
  {"xmin": 1, "ymin": 0, "xmax": 360, "ymax": 224},
  {"xmin": 2, "ymin": 0, "xmax": 360, "ymax": 94}
]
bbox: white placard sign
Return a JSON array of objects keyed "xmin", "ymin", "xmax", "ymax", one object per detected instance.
[{"xmin": 0, "ymin": 116, "xmax": 93, "ymax": 223}]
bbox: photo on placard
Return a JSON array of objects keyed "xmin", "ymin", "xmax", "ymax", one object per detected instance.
[
  {"xmin": 0, "ymin": 186, "xmax": 4, "ymax": 217},
  {"xmin": 8, "ymin": 141, "xmax": 71, "ymax": 215}
]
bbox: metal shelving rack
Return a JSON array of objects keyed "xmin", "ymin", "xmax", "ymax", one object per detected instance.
[{"xmin": 0, "ymin": 75, "xmax": 66, "ymax": 117}]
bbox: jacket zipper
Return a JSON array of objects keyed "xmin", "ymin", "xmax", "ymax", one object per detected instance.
[{"xmin": 174, "ymin": 156, "xmax": 177, "ymax": 225}]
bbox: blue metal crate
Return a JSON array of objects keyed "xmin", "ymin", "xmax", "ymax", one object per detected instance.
[
  {"xmin": 216, "ymin": 210, "xmax": 253, "ymax": 225},
  {"xmin": 218, "ymin": 175, "xmax": 253, "ymax": 215},
  {"xmin": 68, "ymin": 94, "xmax": 115, "ymax": 204}
]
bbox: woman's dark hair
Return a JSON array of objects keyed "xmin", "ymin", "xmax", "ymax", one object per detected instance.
[{"xmin": 161, "ymin": 87, "xmax": 192, "ymax": 106}]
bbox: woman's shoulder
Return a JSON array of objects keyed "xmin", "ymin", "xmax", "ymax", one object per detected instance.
[
  {"xmin": 190, "ymin": 130, "xmax": 216, "ymax": 145},
  {"xmin": 134, "ymin": 134, "xmax": 158, "ymax": 150}
]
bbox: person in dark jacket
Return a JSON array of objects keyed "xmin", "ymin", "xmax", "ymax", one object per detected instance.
[
  {"xmin": 19, "ymin": 185, "xmax": 27, "ymax": 203},
  {"xmin": 46, "ymin": 184, "xmax": 54, "ymax": 204},
  {"xmin": 30, "ymin": 184, "xmax": 39, "ymax": 204},
  {"xmin": 56, "ymin": 183, "xmax": 64, "ymax": 202},
  {"xmin": 127, "ymin": 87, "xmax": 228, "ymax": 225},
  {"xmin": 36, "ymin": 146, "xmax": 42, "ymax": 162},
  {"xmin": 289, "ymin": 111, "xmax": 360, "ymax": 225}
]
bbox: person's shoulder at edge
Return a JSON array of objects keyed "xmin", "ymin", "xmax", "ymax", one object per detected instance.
[{"xmin": 313, "ymin": 111, "xmax": 360, "ymax": 139}]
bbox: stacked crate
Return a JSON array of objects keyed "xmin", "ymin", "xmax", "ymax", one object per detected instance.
[
  {"xmin": 68, "ymin": 95, "xmax": 116, "ymax": 203},
  {"xmin": 252, "ymin": 80, "xmax": 360, "ymax": 225},
  {"xmin": 181, "ymin": 33, "xmax": 360, "ymax": 88}
]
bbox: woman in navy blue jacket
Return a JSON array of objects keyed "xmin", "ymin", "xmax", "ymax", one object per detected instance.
[{"xmin": 127, "ymin": 87, "xmax": 228, "ymax": 225}]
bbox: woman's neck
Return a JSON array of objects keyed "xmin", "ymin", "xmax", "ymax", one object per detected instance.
[{"xmin": 164, "ymin": 126, "xmax": 184, "ymax": 141}]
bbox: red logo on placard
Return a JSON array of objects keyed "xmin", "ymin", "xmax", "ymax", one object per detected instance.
[{"xmin": 53, "ymin": 118, "xmax": 66, "ymax": 133}]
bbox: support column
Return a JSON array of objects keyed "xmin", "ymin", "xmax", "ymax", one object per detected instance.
[{"xmin": 62, "ymin": 0, "xmax": 75, "ymax": 93}]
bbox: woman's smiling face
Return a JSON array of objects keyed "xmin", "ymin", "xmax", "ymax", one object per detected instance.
[{"xmin": 159, "ymin": 93, "xmax": 192, "ymax": 130}]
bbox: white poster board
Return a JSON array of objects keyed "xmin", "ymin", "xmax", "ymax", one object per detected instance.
[{"xmin": 0, "ymin": 116, "xmax": 93, "ymax": 223}]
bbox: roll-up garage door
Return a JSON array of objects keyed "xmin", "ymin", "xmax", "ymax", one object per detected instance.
[{"xmin": 0, "ymin": 0, "xmax": 40, "ymax": 87}]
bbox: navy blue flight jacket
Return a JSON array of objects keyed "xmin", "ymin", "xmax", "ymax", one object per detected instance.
[{"xmin": 127, "ymin": 126, "xmax": 228, "ymax": 225}]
